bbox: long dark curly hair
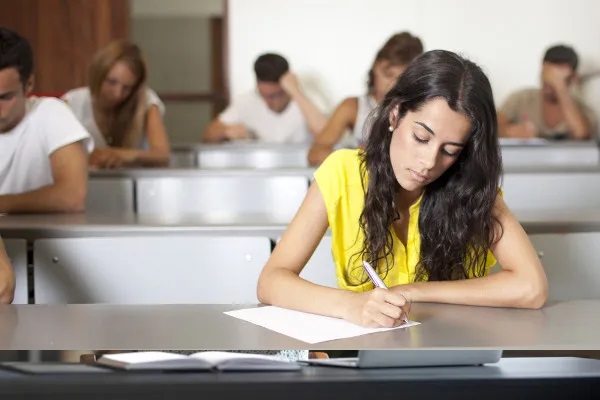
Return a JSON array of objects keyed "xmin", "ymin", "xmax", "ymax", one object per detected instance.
[{"xmin": 356, "ymin": 49, "xmax": 502, "ymax": 282}]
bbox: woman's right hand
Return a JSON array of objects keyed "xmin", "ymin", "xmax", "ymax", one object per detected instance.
[{"xmin": 342, "ymin": 288, "xmax": 410, "ymax": 328}]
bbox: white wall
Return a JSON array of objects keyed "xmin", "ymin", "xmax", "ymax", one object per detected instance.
[
  {"xmin": 132, "ymin": 0, "xmax": 224, "ymax": 17},
  {"xmin": 227, "ymin": 0, "xmax": 600, "ymax": 112}
]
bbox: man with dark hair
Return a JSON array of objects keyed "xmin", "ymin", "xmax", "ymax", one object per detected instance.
[
  {"xmin": 498, "ymin": 44, "xmax": 596, "ymax": 140},
  {"xmin": 202, "ymin": 52, "xmax": 326, "ymax": 143},
  {"xmin": 0, "ymin": 27, "xmax": 92, "ymax": 213}
]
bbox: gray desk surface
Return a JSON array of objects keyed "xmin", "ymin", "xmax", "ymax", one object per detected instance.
[
  {"xmin": 171, "ymin": 142, "xmax": 311, "ymax": 151},
  {"xmin": 90, "ymin": 167, "xmax": 316, "ymax": 178},
  {"xmin": 89, "ymin": 165, "xmax": 600, "ymax": 178},
  {"xmin": 0, "ymin": 300, "xmax": 598, "ymax": 350},
  {"xmin": 3, "ymin": 210, "xmax": 600, "ymax": 239},
  {"xmin": 513, "ymin": 208, "xmax": 600, "ymax": 234},
  {"xmin": 498, "ymin": 139, "xmax": 598, "ymax": 147},
  {"xmin": 503, "ymin": 164, "xmax": 600, "ymax": 173},
  {"xmin": 0, "ymin": 213, "xmax": 290, "ymax": 239},
  {"xmin": 171, "ymin": 140, "xmax": 596, "ymax": 151}
]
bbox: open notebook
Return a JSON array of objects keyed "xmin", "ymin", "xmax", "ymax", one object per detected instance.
[{"xmin": 97, "ymin": 351, "xmax": 301, "ymax": 371}]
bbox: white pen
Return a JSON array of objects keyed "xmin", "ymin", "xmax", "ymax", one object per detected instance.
[
  {"xmin": 362, "ymin": 260, "xmax": 409, "ymax": 324},
  {"xmin": 362, "ymin": 260, "xmax": 387, "ymax": 289}
]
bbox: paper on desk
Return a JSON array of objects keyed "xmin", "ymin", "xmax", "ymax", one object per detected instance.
[{"xmin": 224, "ymin": 306, "xmax": 420, "ymax": 344}]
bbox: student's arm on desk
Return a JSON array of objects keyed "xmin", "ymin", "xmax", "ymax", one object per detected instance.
[
  {"xmin": 257, "ymin": 181, "xmax": 410, "ymax": 328},
  {"xmin": 307, "ymin": 98, "xmax": 357, "ymax": 166},
  {"xmin": 90, "ymin": 106, "xmax": 171, "ymax": 168},
  {"xmin": 0, "ymin": 241, "xmax": 15, "ymax": 304},
  {"xmin": 395, "ymin": 195, "xmax": 548, "ymax": 309},
  {"xmin": 201, "ymin": 119, "xmax": 251, "ymax": 143},
  {"xmin": 0, "ymin": 142, "xmax": 88, "ymax": 213},
  {"xmin": 497, "ymin": 111, "xmax": 537, "ymax": 138}
]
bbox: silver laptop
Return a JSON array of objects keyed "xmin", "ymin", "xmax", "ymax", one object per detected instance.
[{"xmin": 305, "ymin": 350, "xmax": 502, "ymax": 368}]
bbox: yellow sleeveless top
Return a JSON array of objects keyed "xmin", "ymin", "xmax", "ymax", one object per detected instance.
[{"xmin": 313, "ymin": 149, "xmax": 497, "ymax": 291}]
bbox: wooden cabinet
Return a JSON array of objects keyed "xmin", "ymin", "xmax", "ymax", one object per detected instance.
[{"xmin": 0, "ymin": 0, "xmax": 129, "ymax": 93}]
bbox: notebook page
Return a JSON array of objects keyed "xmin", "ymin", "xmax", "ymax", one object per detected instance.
[
  {"xmin": 191, "ymin": 351, "xmax": 284, "ymax": 364},
  {"xmin": 102, "ymin": 352, "xmax": 187, "ymax": 364},
  {"xmin": 224, "ymin": 306, "xmax": 420, "ymax": 344},
  {"xmin": 190, "ymin": 351, "xmax": 300, "ymax": 370}
]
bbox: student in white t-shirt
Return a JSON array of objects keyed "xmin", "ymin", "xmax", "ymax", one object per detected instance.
[
  {"xmin": 0, "ymin": 238, "xmax": 15, "ymax": 304},
  {"xmin": 63, "ymin": 40, "xmax": 170, "ymax": 168},
  {"xmin": 202, "ymin": 53, "xmax": 327, "ymax": 144},
  {"xmin": 0, "ymin": 28, "xmax": 91, "ymax": 214}
]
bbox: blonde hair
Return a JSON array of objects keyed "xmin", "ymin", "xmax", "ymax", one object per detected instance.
[{"xmin": 89, "ymin": 40, "xmax": 147, "ymax": 148}]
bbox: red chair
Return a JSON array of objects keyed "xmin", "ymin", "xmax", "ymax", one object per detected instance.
[{"xmin": 28, "ymin": 91, "xmax": 65, "ymax": 98}]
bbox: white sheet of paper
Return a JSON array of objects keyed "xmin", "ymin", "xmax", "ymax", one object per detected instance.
[{"xmin": 224, "ymin": 306, "xmax": 420, "ymax": 344}]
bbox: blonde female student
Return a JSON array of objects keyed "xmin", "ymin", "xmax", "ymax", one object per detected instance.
[
  {"xmin": 308, "ymin": 32, "xmax": 423, "ymax": 166},
  {"xmin": 258, "ymin": 50, "xmax": 548, "ymax": 328},
  {"xmin": 63, "ymin": 40, "xmax": 170, "ymax": 168}
]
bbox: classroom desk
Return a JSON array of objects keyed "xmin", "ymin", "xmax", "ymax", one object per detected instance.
[
  {"xmin": 0, "ymin": 300, "xmax": 598, "ymax": 350},
  {"xmin": 90, "ymin": 167, "xmax": 316, "ymax": 179},
  {"xmin": 3, "ymin": 209, "xmax": 600, "ymax": 240},
  {"xmin": 0, "ymin": 357, "xmax": 598, "ymax": 399},
  {"xmin": 3, "ymin": 211, "xmax": 600, "ymax": 303},
  {"xmin": 500, "ymin": 140, "xmax": 599, "ymax": 166},
  {"xmin": 169, "ymin": 140, "xmax": 599, "ymax": 170},
  {"xmin": 172, "ymin": 142, "xmax": 312, "ymax": 169},
  {"xmin": 0, "ymin": 212, "xmax": 290, "ymax": 240},
  {"xmin": 514, "ymin": 208, "xmax": 600, "ymax": 234}
]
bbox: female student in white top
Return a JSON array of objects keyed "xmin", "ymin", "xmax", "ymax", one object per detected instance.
[
  {"xmin": 63, "ymin": 40, "xmax": 170, "ymax": 168},
  {"xmin": 307, "ymin": 32, "xmax": 423, "ymax": 166},
  {"xmin": 258, "ymin": 50, "xmax": 548, "ymax": 328}
]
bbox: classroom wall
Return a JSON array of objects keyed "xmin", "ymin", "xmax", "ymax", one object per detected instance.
[
  {"xmin": 227, "ymin": 0, "xmax": 600, "ymax": 111},
  {"xmin": 131, "ymin": 0, "xmax": 223, "ymax": 17},
  {"xmin": 131, "ymin": 0, "xmax": 224, "ymax": 144},
  {"xmin": 132, "ymin": 17, "xmax": 213, "ymax": 144}
]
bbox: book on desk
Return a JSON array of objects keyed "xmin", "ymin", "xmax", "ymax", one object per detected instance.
[{"xmin": 97, "ymin": 351, "xmax": 302, "ymax": 372}]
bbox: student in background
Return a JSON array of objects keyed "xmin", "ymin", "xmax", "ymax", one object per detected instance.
[
  {"xmin": 498, "ymin": 44, "xmax": 596, "ymax": 140},
  {"xmin": 0, "ymin": 238, "xmax": 15, "ymax": 304},
  {"xmin": 63, "ymin": 40, "xmax": 170, "ymax": 168},
  {"xmin": 202, "ymin": 53, "xmax": 327, "ymax": 144},
  {"xmin": 258, "ymin": 50, "xmax": 548, "ymax": 328},
  {"xmin": 308, "ymin": 32, "xmax": 423, "ymax": 166},
  {"xmin": 0, "ymin": 27, "xmax": 90, "ymax": 214}
]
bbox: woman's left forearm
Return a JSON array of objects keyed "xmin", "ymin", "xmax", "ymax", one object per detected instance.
[{"xmin": 395, "ymin": 270, "xmax": 547, "ymax": 309}]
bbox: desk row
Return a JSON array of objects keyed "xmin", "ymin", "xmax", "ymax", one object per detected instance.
[
  {"xmin": 4, "ymin": 231, "xmax": 600, "ymax": 305},
  {"xmin": 169, "ymin": 141, "xmax": 600, "ymax": 168},
  {"xmin": 86, "ymin": 167, "xmax": 600, "ymax": 214}
]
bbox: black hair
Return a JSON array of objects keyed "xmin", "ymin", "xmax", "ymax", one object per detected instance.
[
  {"xmin": 254, "ymin": 53, "xmax": 289, "ymax": 82},
  {"xmin": 356, "ymin": 49, "xmax": 503, "ymax": 282},
  {"xmin": 0, "ymin": 27, "xmax": 34, "ymax": 88}
]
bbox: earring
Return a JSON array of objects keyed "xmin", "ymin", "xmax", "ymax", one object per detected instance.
[{"xmin": 388, "ymin": 125, "xmax": 394, "ymax": 132}]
